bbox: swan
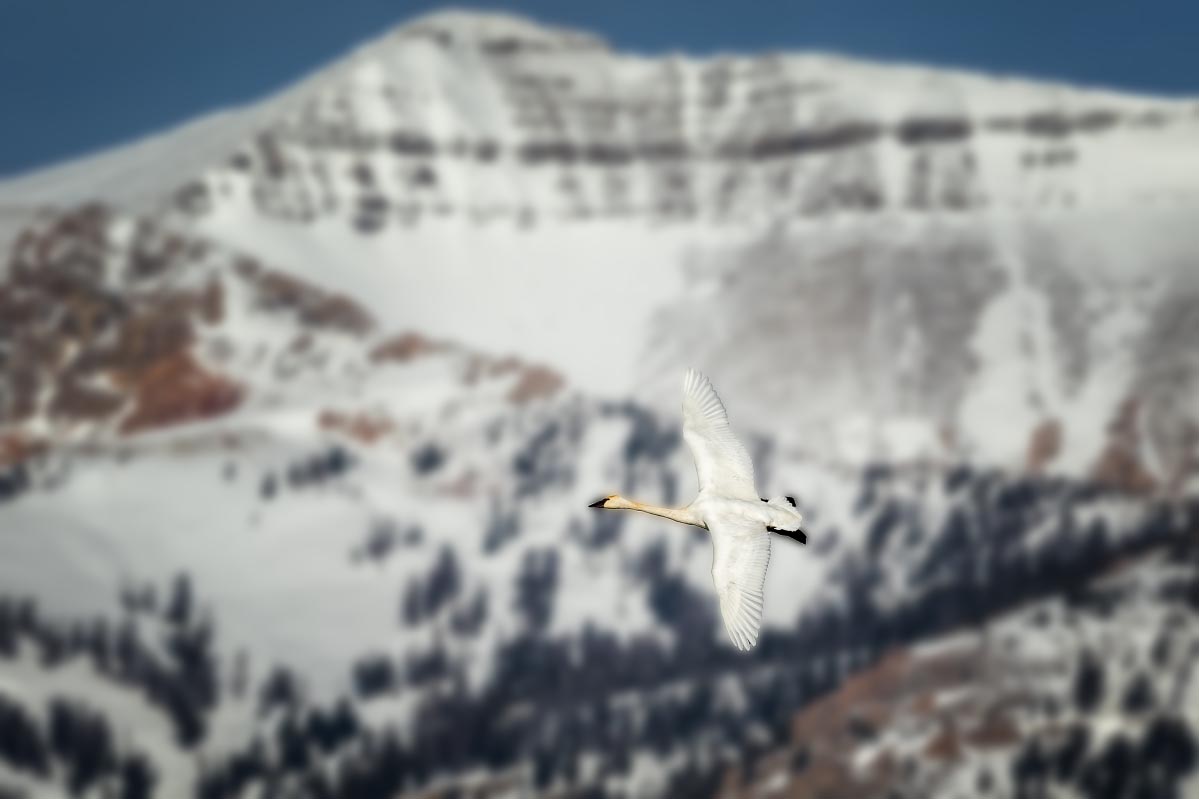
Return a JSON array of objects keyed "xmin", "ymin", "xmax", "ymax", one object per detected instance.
[{"xmin": 589, "ymin": 369, "xmax": 806, "ymax": 651}]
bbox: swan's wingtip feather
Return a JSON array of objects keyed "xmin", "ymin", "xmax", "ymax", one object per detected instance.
[{"xmin": 683, "ymin": 367, "xmax": 709, "ymax": 389}]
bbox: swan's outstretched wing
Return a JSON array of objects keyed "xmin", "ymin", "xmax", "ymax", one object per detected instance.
[
  {"xmin": 682, "ymin": 369, "xmax": 758, "ymax": 500},
  {"xmin": 710, "ymin": 516, "xmax": 771, "ymax": 651}
]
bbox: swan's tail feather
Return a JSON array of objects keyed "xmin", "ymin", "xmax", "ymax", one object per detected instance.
[{"xmin": 768, "ymin": 526, "xmax": 807, "ymax": 545}]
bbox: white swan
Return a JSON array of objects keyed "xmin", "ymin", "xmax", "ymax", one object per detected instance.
[{"xmin": 590, "ymin": 369, "xmax": 806, "ymax": 651}]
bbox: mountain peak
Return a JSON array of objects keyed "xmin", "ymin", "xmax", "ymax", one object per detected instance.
[{"xmin": 393, "ymin": 8, "xmax": 608, "ymax": 55}]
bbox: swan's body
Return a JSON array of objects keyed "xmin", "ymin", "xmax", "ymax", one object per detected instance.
[{"xmin": 590, "ymin": 369, "xmax": 806, "ymax": 651}]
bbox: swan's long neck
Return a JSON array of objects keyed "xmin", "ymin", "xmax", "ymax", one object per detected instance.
[{"xmin": 611, "ymin": 497, "xmax": 704, "ymax": 528}]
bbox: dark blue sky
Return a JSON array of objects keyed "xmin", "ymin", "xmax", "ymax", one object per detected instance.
[{"xmin": 1, "ymin": 0, "xmax": 1196, "ymax": 178}]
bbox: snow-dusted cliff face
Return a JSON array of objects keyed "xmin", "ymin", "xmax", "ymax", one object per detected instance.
[
  {"xmin": 1, "ymin": 11, "xmax": 1197, "ymax": 799},
  {"xmin": 3, "ymin": 10, "xmax": 1198, "ymax": 483}
]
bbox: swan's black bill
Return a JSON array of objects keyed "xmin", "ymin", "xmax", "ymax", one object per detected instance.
[
  {"xmin": 588, "ymin": 498, "xmax": 608, "ymax": 508},
  {"xmin": 768, "ymin": 526, "xmax": 807, "ymax": 545}
]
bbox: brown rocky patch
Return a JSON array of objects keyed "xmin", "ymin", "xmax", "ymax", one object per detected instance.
[
  {"xmin": 371, "ymin": 332, "xmax": 447, "ymax": 363},
  {"xmin": 1091, "ymin": 398, "xmax": 1156, "ymax": 493},
  {"xmin": 119, "ymin": 351, "xmax": 243, "ymax": 433},
  {"xmin": 0, "ymin": 205, "xmax": 378, "ymax": 440},
  {"xmin": 1, "ymin": 205, "xmax": 242, "ymax": 435},
  {"xmin": 507, "ymin": 365, "xmax": 564, "ymax": 404},
  {"xmin": 792, "ymin": 650, "xmax": 908, "ymax": 743},
  {"xmin": 318, "ymin": 409, "xmax": 394, "ymax": 444},
  {"xmin": 0, "ymin": 433, "xmax": 45, "ymax": 468},
  {"xmin": 243, "ymin": 268, "xmax": 373, "ymax": 335},
  {"xmin": 719, "ymin": 642, "xmax": 992, "ymax": 798},
  {"xmin": 1026, "ymin": 418, "xmax": 1061, "ymax": 472},
  {"xmin": 966, "ymin": 710, "xmax": 1021, "ymax": 748},
  {"xmin": 924, "ymin": 722, "xmax": 963, "ymax": 760}
]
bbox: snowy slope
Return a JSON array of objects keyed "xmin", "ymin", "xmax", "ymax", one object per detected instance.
[
  {"xmin": 2, "ymin": 375, "xmax": 1193, "ymax": 796},
  {"xmin": 722, "ymin": 550, "xmax": 1199, "ymax": 799}
]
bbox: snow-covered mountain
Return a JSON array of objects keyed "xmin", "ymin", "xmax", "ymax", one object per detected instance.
[
  {"xmin": 1, "ymin": 9, "xmax": 1197, "ymax": 799},
  {"xmin": 4, "ymin": 10, "xmax": 1199, "ymax": 484}
]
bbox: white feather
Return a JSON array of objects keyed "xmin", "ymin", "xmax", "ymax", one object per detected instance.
[
  {"xmin": 710, "ymin": 517, "xmax": 771, "ymax": 651},
  {"xmin": 681, "ymin": 368, "xmax": 758, "ymax": 501}
]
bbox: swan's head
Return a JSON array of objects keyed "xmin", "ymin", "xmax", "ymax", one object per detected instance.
[{"xmin": 588, "ymin": 494, "xmax": 630, "ymax": 509}]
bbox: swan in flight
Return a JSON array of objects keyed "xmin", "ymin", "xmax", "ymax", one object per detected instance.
[{"xmin": 589, "ymin": 369, "xmax": 806, "ymax": 651}]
